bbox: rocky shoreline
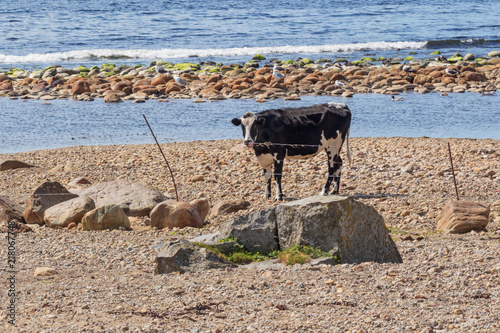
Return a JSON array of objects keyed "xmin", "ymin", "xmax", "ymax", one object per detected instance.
[
  {"xmin": 1, "ymin": 137, "xmax": 499, "ymax": 332},
  {"xmin": 0, "ymin": 51, "xmax": 499, "ymax": 103}
]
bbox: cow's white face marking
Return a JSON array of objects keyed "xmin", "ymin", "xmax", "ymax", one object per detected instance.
[{"xmin": 241, "ymin": 112, "xmax": 257, "ymax": 147}]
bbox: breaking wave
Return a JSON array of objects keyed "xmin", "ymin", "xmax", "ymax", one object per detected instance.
[{"xmin": 0, "ymin": 41, "xmax": 427, "ymax": 64}]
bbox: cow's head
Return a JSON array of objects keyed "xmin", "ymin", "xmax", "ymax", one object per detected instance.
[{"xmin": 231, "ymin": 112, "xmax": 266, "ymax": 148}]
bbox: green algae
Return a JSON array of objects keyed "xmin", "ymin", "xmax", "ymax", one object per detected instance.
[
  {"xmin": 252, "ymin": 54, "xmax": 266, "ymax": 60},
  {"xmin": 174, "ymin": 63, "xmax": 200, "ymax": 71},
  {"xmin": 101, "ymin": 63, "xmax": 116, "ymax": 71}
]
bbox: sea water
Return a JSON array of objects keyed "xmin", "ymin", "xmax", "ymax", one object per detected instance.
[{"xmin": 1, "ymin": 92, "xmax": 498, "ymax": 154}]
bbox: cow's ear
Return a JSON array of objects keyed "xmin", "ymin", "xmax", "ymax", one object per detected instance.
[
  {"xmin": 231, "ymin": 118, "xmax": 241, "ymax": 126},
  {"xmin": 257, "ymin": 117, "xmax": 266, "ymax": 126}
]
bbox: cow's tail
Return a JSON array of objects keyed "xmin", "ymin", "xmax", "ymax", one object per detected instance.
[{"xmin": 346, "ymin": 129, "xmax": 352, "ymax": 166}]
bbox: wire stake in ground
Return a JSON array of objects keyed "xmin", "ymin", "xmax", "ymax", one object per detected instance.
[
  {"xmin": 447, "ymin": 142, "xmax": 459, "ymax": 201},
  {"xmin": 143, "ymin": 114, "xmax": 179, "ymax": 201}
]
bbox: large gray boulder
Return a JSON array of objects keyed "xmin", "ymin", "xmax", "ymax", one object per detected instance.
[
  {"xmin": 154, "ymin": 239, "xmax": 236, "ymax": 274},
  {"xmin": 199, "ymin": 195, "xmax": 402, "ymax": 264},
  {"xmin": 70, "ymin": 179, "xmax": 165, "ymax": 217},
  {"xmin": 276, "ymin": 196, "xmax": 402, "ymax": 264},
  {"xmin": 23, "ymin": 182, "xmax": 79, "ymax": 225},
  {"xmin": 218, "ymin": 208, "xmax": 278, "ymax": 253}
]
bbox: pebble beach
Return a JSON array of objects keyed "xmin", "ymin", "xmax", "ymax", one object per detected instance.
[{"xmin": 1, "ymin": 137, "xmax": 499, "ymax": 332}]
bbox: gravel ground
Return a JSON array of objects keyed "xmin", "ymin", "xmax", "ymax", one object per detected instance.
[{"xmin": 1, "ymin": 137, "xmax": 499, "ymax": 332}]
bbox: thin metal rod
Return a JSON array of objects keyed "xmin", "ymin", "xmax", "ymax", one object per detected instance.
[
  {"xmin": 143, "ymin": 114, "xmax": 179, "ymax": 201},
  {"xmin": 447, "ymin": 142, "xmax": 459, "ymax": 201}
]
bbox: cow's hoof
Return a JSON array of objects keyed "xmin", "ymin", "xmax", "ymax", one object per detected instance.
[{"xmin": 274, "ymin": 195, "xmax": 284, "ymax": 201}]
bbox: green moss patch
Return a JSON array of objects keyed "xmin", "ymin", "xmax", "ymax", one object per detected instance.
[
  {"xmin": 77, "ymin": 66, "xmax": 90, "ymax": 73},
  {"xmin": 194, "ymin": 239, "xmax": 332, "ymax": 266},
  {"xmin": 276, "ymin": 245, "xmax": 333, "ymax": 266},
  {"xmin": 252, "ymin": 54, "xmax": 266, "ymax": 60},
  {"xmin": 173, "ymin": 63, "xmax": 200, "ymax": 71},
  {"xmin": 101, "ymin": 63, "xmax": 116, "ymax": 70}
]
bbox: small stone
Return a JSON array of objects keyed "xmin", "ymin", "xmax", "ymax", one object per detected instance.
[
  {"xmin": 189, "ymin": 175, "xmax": 205, "ymax": 182},
  {"xmin": 34, "ymin": 267, "xmax": 57, "ymax": 277}
]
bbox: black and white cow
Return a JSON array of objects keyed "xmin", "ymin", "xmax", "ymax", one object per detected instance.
[{"xmin": 231, "ymin": 102, "xmax": 352, "ymax": 201}]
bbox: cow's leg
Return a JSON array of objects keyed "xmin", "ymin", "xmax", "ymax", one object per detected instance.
[
  {"xmin": 263, "ymin": 164, "xmax": 273, "ymax": 199},
  {"xmin": 330, "ymin": 154, "xmax": 343, "ymax": 194},
  {"xmin": 257, "ymin": 153, "xmax": 274, "ymax": 200},
  {"xmin": 322, "ymin": 150, "xmax": 343, "ymax": 195},
  {"xmin": 273, "ymin": 155, "xmax": 285, "ymax": 201}
]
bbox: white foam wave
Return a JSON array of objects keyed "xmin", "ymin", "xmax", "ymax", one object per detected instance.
[{"xmin": 0, "ymin": 41, "xmax": 427, "ymax": 64}]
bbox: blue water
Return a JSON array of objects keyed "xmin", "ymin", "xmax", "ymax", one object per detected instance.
[
  {"xmin": 0, "ymin": 0, "xmax": 499, "ymax": 153},
  {"xmin": 1, "ymin": 93, "xmax": 498, "ymax": 153}
]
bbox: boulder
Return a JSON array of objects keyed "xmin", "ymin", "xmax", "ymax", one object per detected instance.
[
  {"xmin": 0, "ymin": 195, "xmax": 24, "ymax": 223},
  {"xmin": 487, "ymin": 51, "xmax": 500, "ymax": 58},
  {"xmin": 71, "ymin": 80, "xmax": 90, "ymax": 94},
  {"xmin": 150, "ymin": 201, "xmax": 203, "ymax": 229},
  {"xmin": 189, "ymin": 198, "xmax": 210, "ymax": 221},
  {"xmin": 464, "ymin": 72, "xmax": 487, "ymax": 82},
  {"xmin": 0, "ymin": 160, "xmax": 35, "ymax": 171},
  {"xmin": 81, "ymin": 204, "xmax": 130, "ymax": 231},
  {"xmin": 210, "ymin": 200, "xmax": 250, "ymax": 216},
  {"xmin": 218, "ymin": 208, "xmax": 278, "ymax": 253},
  {"xmin": 197, "ymin": 195, "xmax": 401, "ymax": 264},
  {"xmin": 70, "ymin": 179, "xmax": 165, "ymax": 217},
  {"xmin": 276, "ymin": 196, "xmax": 402, "ymax": 264},
  {"xmin": 23, "ymin": 182, "xmax": 79, "ymax": 225},
  {"xmin": 31, "ymin": 82, "xmax": 49, "ymax": 93},
  {"xmin": 44, "ymin": 196, "xmax": 96, "ymax": 228},
  {"xmin": 436, "ymin": 200, "xmax": 490, "ymax": 233},
  {"xmin": 154, "ymin": 239, "xmax": 236, "ymax": 274},
  {"xmin": 104, "ymin": 93, "xmax": 122, "ymax": 103}
]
